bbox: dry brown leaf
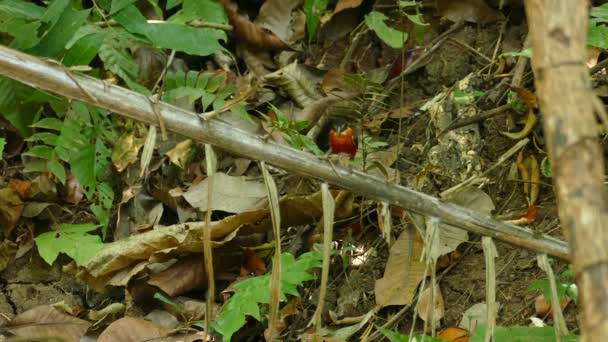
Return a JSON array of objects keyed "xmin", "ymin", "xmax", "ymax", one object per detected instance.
[
  {"xmin": 516, "ymin": 150, "xmax": 529, "ymax": 197},
  {"xmin": 529, "ymin": 154, "xmax": 540, "ymax": 205},
  {"xmin": 8, "ymin": 305, "xmax": 91, "ymax": 342},
  {"xmin": 375, "ymin": 228, "xmax": 426, "ymax": 308},
  {"xmin": 111, "ymin": 131, "xmax": 144, "ymax": 173},
  {"xmin": 501, "ymin": 107, "xmax": 537, "ymax": 139},
  {"xmin": 0, "ymin": 188, "xmax": 23, "ymax": 237},
  {"xmin": 417, "ymin": 285, "xmax": 445, "ymax": 325},
  {"xmin": 436, "ymin": 0, "xmax": 504, "ymax": 24},
  {"xmin": 165, "ymin": 139, "xmax": 193, "ymax": 169},
  {"xmin": 256, "ymin": 0, "xmax": 304, "ymax": 45},
  {"xmin": 334, "ymin": 0, "xmax": 363, "ymax": 14},
  {"xmin": 148, "ymin": 254, "xmax": 207, "ymax": 297},
  {"xmin": 97, "ymin": 316, "xmax": 172, "ymax": 342},
  {"xmin": 223, "ymin": 2, "xmax": 289, "ymax": 49},
  {"xmin": 69, "ymin": 190, "xmax": 353, "ymax": 291},
  {"xmin": 183, "ymin": 172, "xmax": 267, "ymax": 213},
  {"xmin": 0, "ymin": 239, "xmax": 17, "ymax": 273}
]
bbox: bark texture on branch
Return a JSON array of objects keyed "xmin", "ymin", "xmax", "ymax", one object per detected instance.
[
  {"xmin": 524, "ymin": 1, "xmax": 608, "ymax": 339},
  {"xmin": 0, "ymin": 46, "xmax": 570, "ymax": 260}
]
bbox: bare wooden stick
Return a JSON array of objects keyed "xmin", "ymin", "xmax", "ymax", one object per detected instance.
[{"xmin": 0, "ymin": 45, "xmax": 570, "ymax": 260}]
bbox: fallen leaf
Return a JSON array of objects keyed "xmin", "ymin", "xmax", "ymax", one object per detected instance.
[
  {"xmin": 8, "ymin": 179, "xmax": 31, "ymax": 197},
  {"xmin": 223, "ymin": 1, "xmax": 289, "ymax": 49},
  {"xmin": 438, "ymin": 326, "xmax": 470, "ymax": 342},
  {"xmin": 165, "ymin": 139, "xmax": 193, "ymax": 169},
  {"xmin": 417, "ymin": 285, "xmax": 445, "ymax": 325},
  {"xmin": 183, "ymin": 172, "xmax": 267, "ymax": 213},
  {"xmin": 8, "ymin": 305, "xmax": 91, "ymax": 342},
  {"xmin": 334, "ymin": 0, "xmax": 364, "ymax": 14},
  {"xmin": 255, "ymin": 0, "xmax": 305, "ymax": 45},
  {"xmin": 148, "ymin": 254, "xmax": 207, "ymax": 297},
  {"xmin": 97, "ymin": 316, "xmax": 172, "ymax": 342},
  {"xmin": 459, "ymin": 302, "xmax": 489, "ymax": 333},
  {"xmin": 111, "ymin": 130, "xmax": 144, "ymax": 172},
  {"xmin": 375, "ymin": 228, "xmax": 426, "ymax": 307},
  {"xmin": 0, "ymin": 188, "xmax": 24, "ymax": 237}
]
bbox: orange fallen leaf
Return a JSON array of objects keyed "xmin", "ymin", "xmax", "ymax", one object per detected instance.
[
  {"xmin": 8, "ymin": 179, "xmax": 31, "ymax": 197},
  {"xmin": 535, "ymin": 294, "xmax": 571, "ymax": 319},
  {"xmin": 438, "ymin": 326, "xmax": 470, "ymax": 342}
]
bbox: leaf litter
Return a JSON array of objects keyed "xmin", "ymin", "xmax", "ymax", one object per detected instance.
[{"xmin": 0, "ymin": 0, "xmax": 582, "ymax": 340}]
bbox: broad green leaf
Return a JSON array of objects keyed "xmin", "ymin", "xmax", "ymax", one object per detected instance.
[
  {"xmin": 26, "ymin": 132, "xmax": 59, "ymax": 146},
  {"xmin": 30, "ymin": 5, "xmax": 91, "ymax": 57},
  {"xmin": 404, "ymin": 12, "xmax": 428, "ymax": 26},
  {"xmin": 70, "ymin": 144, "xmax": 96, "ymax": 199},
  {"xmin": 31, "ymin": 117, "xmax": 64, "ymax": 131},
  {"xmin": 171, "ymin": 0, "xmax": 227, "ymax": 24},
  {"xmin": 0, "ymin": 77, "xmax": 37, "ymax": 136},
  {"xmin": 0, "ymin": 18, "xmax": 41, "ymax": 50},
  {"xmin": 166, "ymin": 0, "xmax": 182, "ymax": 10},
  {"xmin": 110, "ymin": 0, "xmax": 134, "ymax": 15},
  {"xmin": 588, "ymin": 23, "xmax": 608, "ymax": 49},
  {"xmin": 471, "ymin": 325, "xmax": 579, "ymax": 342},
  {"xmin": 35, "ymin": 223, "xmax": 104, "ymax": 266},
  {"xmin": 304, "ymin": 0, "xmax": 329, "ymax": 43},
  {"xmin": 23, "ymin": 145, "xmax": 54, "ymax": 159},
  {"xmin": 365, "ymin": 11, "xmax": 408, "ymax": 49},
  {"xmin": 64, "ymin": 32, "xmax": 106, "ymax": 66},
  {"xmin": 0, "ymin": 0, "xmax": 45, "ymax": 19},
  {"xmin": 0, "ymin": 138, "xmax": 5, "ymax": 157},
  {"xmin": 591, "ymin": 3, "xmax": 608, "ymax": 21},
  {"xmin": 98, "ymin": 32, "xmax": 140, "ymax": 88},
  {"xmin": 147, "ymin": 23, "xmax": 225, "ymax": 56},
  {"xmin": 40, "ymin": 0, "xmax": 70, "ymax": 26},
  {"xmin": 91, "ymin": 182, "xmax": 114, "ymax": 239}
]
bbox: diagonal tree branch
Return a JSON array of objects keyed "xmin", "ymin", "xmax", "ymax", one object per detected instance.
[{"xmin": 0, "ymin": 45, "xmax": 570, "ymax": 260}]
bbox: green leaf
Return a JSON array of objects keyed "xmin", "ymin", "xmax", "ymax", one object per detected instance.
[
  {"xmin": 471, "ymin": 325, "xmax": 579, "ymax": 342},
  {"xmin": 399, "ymin": 1, "xmax": 419, "ymax": 8},
  {"xmin": 46, "ymin": 158, "xmax": 66, "ymax": 184},
  {"xmin": 213, "ymin": 252, "xmax": 322, "ymax": 340},
  {"xmin": 404, "ymin": 12, "xmax": 428, "ymax": 26},
  {"xmin": 166, "ymin": 0, "xmax": 182, "ymax": 10},
  {"xmin": 23, "ymin": 145, "xmax": 54, "ymax": 159},
  {"xmin": 110, "ymin": 0, "xmax": 135, "ymax": 15},
  {"xmin": 0, "ymin": 76, "xmax": 37, "ymax": 136},
  {"xmin": 98, "ymin": 31, "xmax": 141, "ymax": 90},
  {"xmin": 500, "ymin": 47, "xmax": 533, "ymax": 58},
  {"xmin": 0, "ymin": 18, "xmax": 41, "ymax": 50},
  {"xmin": 0, "ymin": 137, "xmax": 5, "ymax": 157},
  {"xmin": 365, "ymin": 11, "xmax": 408, "ymax": 49},
  {"xmin": 172, "ymin": 0, "xmax": 227, "ymax": 24},
  {"xmin": 64, "ymin": 32, "xmax": 106, "ymax": 67},
  {"xmin": 588, "ymin": 23, "xmax": 608, "ymax": 49},
  {"xmin": 147, "ymin": 23, "xmax": 225, "ymax": 56},
  {"xmin": 376, "ymin": 326, "xmax": 447, "ymax": 342},
  {"xmin": 35, "ymin": 223, "xmax": 104, "ymax": 266},
  {"xmin": 0, "ymin": 0, "xmax": 45, "ymax": 19},
  {"xmin": 70, "ymin": 144, "xmax": 96, "ymax": 199},
  {"xmin": 591, "ymin": 3, "xmax": 608, "ymax": 21},
  {"xmin": 303, "ymin": 0, "xmax": 329, "ymax": 43},
  {"xmin": 31, "ymin": 117, "xmax": 64, "ymax": 131},
  {"xmin": 29, "ymin": 4, "xmax": 91, "ymax": 58}
]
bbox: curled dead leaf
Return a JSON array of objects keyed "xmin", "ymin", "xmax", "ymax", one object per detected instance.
[
  {"xmin": 223, "ymin": 2, "xmax": 289, "ymax": 49},
  {"xmin": 501, "ymin": 109, "xmax": 537, "ymax": 139},
  {"xmin": 417, "ymin": 285, "xmax": 445, "ymax": 325}
]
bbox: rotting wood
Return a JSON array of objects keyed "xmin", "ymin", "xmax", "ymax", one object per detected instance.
[
  {"xmin": 525, "ymin": 1, "xmax": 608, "ymax": 339},
  {"xmin": 0, "ymin": 45, "xmax": 570, "ymax": 260}
]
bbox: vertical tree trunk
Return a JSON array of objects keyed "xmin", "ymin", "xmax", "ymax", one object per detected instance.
[{"xmin": 524, "ymin": 1, "xmax": 608, "ymax": 339}]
